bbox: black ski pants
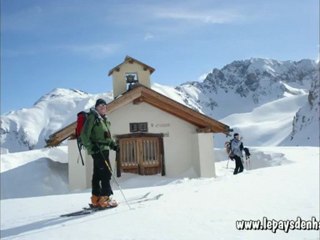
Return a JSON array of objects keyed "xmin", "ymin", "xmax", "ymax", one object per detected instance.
[
  {"xmin": 233, "ymin": 155, "xmax": 244, "ymax": 175},
  {"xmin": 91, "ymin": 150, "xmax": 113, "ymax": 197}
]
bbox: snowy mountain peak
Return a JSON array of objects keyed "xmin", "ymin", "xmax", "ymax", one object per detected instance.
[
  {"xmin": 174, "ymin": 58, "xmax": 318, "ymax": 146},
  {"xmin": 34, "ymin": 88, "xmax": 89, "ymax": 105},
  {"xmin": 177, "ymin": 58, "xmax": 318, "ymax": 117},
  {"xmin": 1, "ymin": 88, "xmax": 113, "ymax": 152},
  {"xmin": 1, "ymin": 58, "xmax": 319, "ymax": 153}
]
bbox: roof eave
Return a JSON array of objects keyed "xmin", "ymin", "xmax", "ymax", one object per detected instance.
[
  {"xmin": 108, "ymin": 56, "xmax": 155, "ymax": 76},
  {"xmin": 45, "ymin": 85, "xmax": 230, "ymax": 147}
]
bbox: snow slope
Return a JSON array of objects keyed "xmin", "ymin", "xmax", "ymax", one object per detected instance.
[
  {"xmin": 282, "ymin": 76, "xmax": 320, "ymax": 146},
  {"xmin": 1, "ymin": 147, "xmax": 319, "ymax": 240},
  {"xmin": 218, "ymin": 93, "xmax": 308, "ymax": 146}
]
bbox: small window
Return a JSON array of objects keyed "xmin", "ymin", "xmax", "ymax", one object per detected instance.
[
  {"xmin": 125, "ymin": 72, "xmax": 139, "ymax": 91},
  {"xmin": 130, "ymin": 122, "xmax": 148, "ymax": 133},
  {"xmin": 125, "ymin": 72, "xmax": 138, "ymax": 83}
]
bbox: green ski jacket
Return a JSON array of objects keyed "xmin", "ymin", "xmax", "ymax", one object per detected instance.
[{"xmin": 80, "ymin": 108, "xmax": 116, "ymax": 155}]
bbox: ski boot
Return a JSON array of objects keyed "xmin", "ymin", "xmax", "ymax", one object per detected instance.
[
  {"xmin": 99, "ymin": 196, "xmax": 118, "ymax": 208},
  {"xmin": 90, "ymin": 195, "xmax": 100, "ymax": 208}
]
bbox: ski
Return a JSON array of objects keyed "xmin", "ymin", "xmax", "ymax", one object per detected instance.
[
  {"xmin": 60, "ymin": 192, "xmax": 163, "ymax": 217},
  {"xmin": 60, "ymin": 204, "xmax": 117, "ymax": 217}
]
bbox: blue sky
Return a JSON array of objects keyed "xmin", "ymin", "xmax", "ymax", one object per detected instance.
[{"xmin": 1, "ymin": 0, "xmax": 319, "ymax": 114}]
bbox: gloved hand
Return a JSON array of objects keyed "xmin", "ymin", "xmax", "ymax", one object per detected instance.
[
  {"xmin": 112, "ymin": 144, "xmax": 120, "ymax": 152},
  {"xmin": 107, "ymin": 140, "xmax": 119, "ymax": 152},
  {"xmin": 108, "ymin": 139, "xmax": 115, "ymax": 148}
]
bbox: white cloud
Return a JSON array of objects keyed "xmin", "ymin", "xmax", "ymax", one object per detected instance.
[{"xmin": 154, "ymin": 8, "xmax": 244, "ymax": 24}]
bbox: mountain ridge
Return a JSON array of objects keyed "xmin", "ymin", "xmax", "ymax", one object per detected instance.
[
  {"xmin": 176, "ymin": 58, "xmax": 317, "ymax": 119},
  {"xmin": 1, "ymin": 58, "xmax": 319, "ymax": 152}
]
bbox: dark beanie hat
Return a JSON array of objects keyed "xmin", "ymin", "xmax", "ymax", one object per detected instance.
[
  {"xmin": 234, "ymin": 133, "xmax": 239, "ymax": 137},
  {"xmin": 95, "ymin": 98, "xmax": 107, "ymax": 107}
]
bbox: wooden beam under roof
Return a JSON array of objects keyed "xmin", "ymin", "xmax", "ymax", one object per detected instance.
[
  {"xmin": 46, "ymin": 85, "xmax": 230, "ymax": 147},
  {"xmin": 46, "ymin": 122, "xmax": 76, "ymax": 147},
  {"xmin": 140, "ymin": 87, "xmax": 229, "ymax": 133}
]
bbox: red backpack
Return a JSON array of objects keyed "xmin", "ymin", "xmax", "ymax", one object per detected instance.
[
  {"xmin": 75, "ymin": 111, "xmax": 88, "ymax": 165},
  {"xmin": 75, "ymin": 111, "xmax": 88, "ymax": 138}
]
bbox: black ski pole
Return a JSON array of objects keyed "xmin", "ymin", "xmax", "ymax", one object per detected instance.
[
  {"xmin": 77, "ymin": 140, "xmax": 85, "ymax": 166},
  {"xmin": 98, "ymin": 147, "xmax": 132, "ymax": 210}
]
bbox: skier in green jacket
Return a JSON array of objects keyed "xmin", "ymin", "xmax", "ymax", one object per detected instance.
[{"xmin": 81, "ymin": 98, "xmax": 119, "ymax": 208}]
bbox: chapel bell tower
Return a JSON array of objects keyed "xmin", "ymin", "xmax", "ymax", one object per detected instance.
[{"xmin": 108, "ymin": 56, "xmax": 155, "ymax": 98}]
